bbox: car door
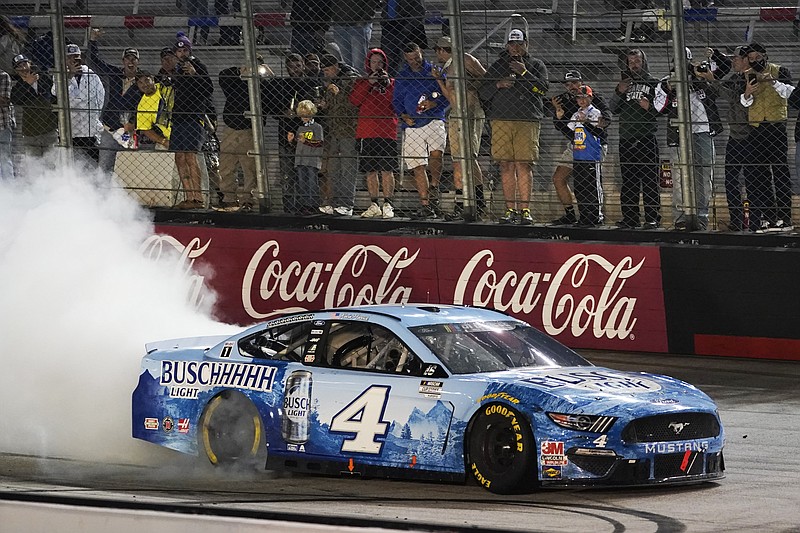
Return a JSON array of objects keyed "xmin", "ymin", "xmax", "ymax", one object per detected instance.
[{"xmin": 299, "ymin": 320, "xmax": 456, "ymax": 473}]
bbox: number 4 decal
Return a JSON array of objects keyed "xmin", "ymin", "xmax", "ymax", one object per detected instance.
[
  {"xmin": 330, "ymin": 386, "xmax": 391, "ymax": 454},
  {"xmin": 592, "ymin": 434, "xmax": 608, "ymax": 448}
]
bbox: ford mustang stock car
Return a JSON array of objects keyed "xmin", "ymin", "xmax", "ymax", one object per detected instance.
[{"xmin": 132, "ymin": 304, "xmax": 725, "ymax": 493}]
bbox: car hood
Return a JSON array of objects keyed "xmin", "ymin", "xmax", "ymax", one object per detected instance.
[
  {"xmin": 471, "ymin": 366, "xmax": 718, "ymax": 414},
  {"xmin": 145, "ymin": 334, "xmax": 231, "ymax": 355}
]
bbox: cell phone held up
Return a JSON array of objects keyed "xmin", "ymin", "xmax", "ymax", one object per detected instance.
[{"xmin": 746, "ymin": 71, "xmax": 758, "ymax": 85}]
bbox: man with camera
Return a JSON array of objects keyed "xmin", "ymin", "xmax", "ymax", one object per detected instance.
[
  {"xmin": 610, "ymin": 48, "xmax": 661, "ymax": 229},
  {"xmin": 737, "ymin": 43, "xmax": 793, "ymax": 233},
  {"xmin": 654, "ymin": 47, "xmax": 722, "ymax": 232},
  {"xmin": 170, "ymin": 35, "xmax": 214, "ymax": 209}
]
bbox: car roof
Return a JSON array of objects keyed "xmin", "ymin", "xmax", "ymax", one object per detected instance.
[{"xmin": 332, "ymin": 304, "xmax": 515, "ymax": 327}]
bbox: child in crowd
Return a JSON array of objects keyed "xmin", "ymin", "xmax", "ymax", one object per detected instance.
[
  {"xmin": 287, "ymin": 100, "xmax": 324, "ymax": 215},
  {"xmin": 568, "ymin": 85, "xmax": 606, "ymax": 226}
]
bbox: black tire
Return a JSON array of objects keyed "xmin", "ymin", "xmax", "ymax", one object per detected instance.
[
  {"xmin": 467, "ymin": 403, "xmax": 537, "ymax": 494},
  {"xmin": 199, "ymin": 391, "xmax": 265, "ymax": 470}
]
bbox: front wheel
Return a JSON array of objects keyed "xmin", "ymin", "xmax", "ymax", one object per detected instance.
[
  {"xmin": 467, "ymin": 403, "xmax": 537, "ymax": 494},
  {"xmin": 199, "ymin": 391, "xmax": 265, "ymax": 470}
]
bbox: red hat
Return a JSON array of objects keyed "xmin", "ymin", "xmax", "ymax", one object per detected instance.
[{"xmin": 577, "ymin": 85, "xmax": 593, "ymax": 97}]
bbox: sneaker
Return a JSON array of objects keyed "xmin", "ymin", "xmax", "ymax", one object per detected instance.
[
  {"xmin": 499, "ymin": 208, "xmax": 519, "ymax": 224},
  {"xmin": 616, "ymin": 219, "xmax": 639, "ymax": 229},
  {"xmin": 755, "ymin": 220, "xmax": 771, "ymax": 234},
  {"xmin": 239, "ymin": 202, "xmax": 255, "ymax": 213},
  {"xmin": 673, "ymin": 221, "xmax": 688, "ymax": 232},
  {"xmin": 412, "ymin": 204, "xmax": 437, "ymax": 219},
  {"xmin": 319, "ymin": 205, "xmax": 334, "ymax": 215},
  {"xmin": 519, "ymin": 208, "xmax": 533, "ymax": 225},
  {"xmin": 334, "ymin": 206, "xmax": 354, "ymax": 216},
  {"xmin": 768, "ymin": 219, "xmax": 793, "ymax": 233},
  {"xmin": 445, "ymin": 203, "xmax": 464, "ymax": 221},
  {"xmin": 360, "ymin": 202, "xmax": 382, "ymax": 218},
  {"xmin": 550, "ymin": 211, "xmax": 577, "ymax": 225},
  {"xmin": 642, "ymin": 221, "xmax": 660, "ymax": 230},
  {"xmin": 382, "ymin": 202, "xmax": 395, "ymax": 219}
]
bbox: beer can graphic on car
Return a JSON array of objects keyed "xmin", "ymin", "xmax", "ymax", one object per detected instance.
[{"xmin": 281, "ymin": 370, "xmax": 312, "ymax": 444}]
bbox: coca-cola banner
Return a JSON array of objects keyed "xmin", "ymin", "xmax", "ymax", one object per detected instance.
[{"xmin": 149, "ymin": 225, "xmax": 668, "ymax": 352}]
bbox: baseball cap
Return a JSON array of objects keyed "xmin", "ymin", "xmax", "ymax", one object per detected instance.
[
  {"xmin": 507, "ymin": 29, "xmax": 526, "ymax": 42},
  {"xmin": 733, "ymin": 45, "xmax": 749, "ymax": 57},
  {"xmin": 122, "ymin": 47, "xmax": 140, "ymax": 60},
  {"xmin": 174, "ymin": 34, "xmax": 192, "ymax": 51},
  {"xmin": 748, "ymin": 42, "xmax": 767, "ymax": 56},
  {"xmin": 577, "ymin": 85, "xmax": 593, "ymax": 97},
  {"xmin": 563, "ymin": 69, "xmax": 582, "ymax": 82},
  {"xmin": 435, "ymin": 36, "xmax": 452, "ymax": 49},
  {"xmin": 160, "ymin": 46, "xmax": 176, "ymax": 59},
  {"xmin": 320, "ymin": 54, "xmax": 339, "ymax": 69},
  {"xmin": 12, "ymin": 54, "xmax": 31, "ymax": 68},
  {"xmin": 66, "ymin": 43, "xmax": 81, "ymax": 56}
]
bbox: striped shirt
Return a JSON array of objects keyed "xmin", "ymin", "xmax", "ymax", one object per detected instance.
[{"xmin": 0, "ymin": 70, "xmax": 16, "ymax": 130}]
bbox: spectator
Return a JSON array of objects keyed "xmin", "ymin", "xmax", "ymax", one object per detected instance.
[
  {"xmin": 170, "ymin": 35, "xmax": 214, "ymax": 209},
  {"xmin": 612, "ymin": 0, "xmax": 656, "ymax": 43},
  {"xmin": 304, "ymin": 53, "xmax": 322, "ymax": 78},
  {"xmin": 56, "ymin": 44, "xmax": 105, "ymax": 166},
  {"xmin": 548, "ymin": 69, "xmax": 612, "ymax": 225},
  {"xmin": 288, "ymin": 0, "xmax": 330, "ymax": 56},
  {"xmin": 479, "ymin": 29, "xmax": 549, "ymax": 225},
  {"xmin": 317, "ymin": 54, "xmax": 359, "ymax": 216},
  {"xmin": 287, "ymin": 99, "xmax": 324, "ymax": 214},
  {"xmin": 0, "ymin": 15, "xmax": 26, "ymax": 74},
  {"xmin": 88, "ymin": 28, "xmax": 142, "ymax": 175},
  {"xmin": 185, "ymin": 0, "xmax": 210, "ymax": 45},
  {"xmin": 0, "ymin": 64, "xmax": 14, "ymax": 179},
  {"xmin": 157, "ymin": 47, "xmax": 179, "ymax": 83},
  {"xmin": 739, "ymin": 43, "xmax": 793, "ymax": 233},
  {"xmin": 214, "ymin": 0, "xmax": 241, "ymax": 46},
  {"xmin": 565, "ymin": 85, "xmax": 607, "ymax": 226},
  {"xmin": 610, "ymin": 48, "xmax": 661, "ymax": 229},
  {"xmin": 261, "ymin": 53, "xmax": 320, "ymax": 213},
  {"xmin": 217, "ymin": 57, "xmax": 274, "ymax": 211},
  {"xmin": 654, "ymin": 47, "xmax": 722, "ymax": 231},
  {"xmin": 379, "ymin": 0, "xmax": 429, "ymax": 76},
  {"xmin": 134, "ymin": 70, "xmax": 171, "ymax": 150},
  {"xmin": 432, "ymin": 35, "xmax": 488, "ymax": 220},
  {"xmin": 349, "ymin": 48, "xmax": 399, "ymax": 219},
  {"xmin": 10, "ymin": 54, "xmax": 58, "ymax": 160},
  {"xmin": 330, "ymin": 2, "xmax": 379, "ymax": 75},
  {"xmin": 769, "ymin": 77, "xmax": 800, "ymax": 230},
  {"xmin": 392, "ymin": 42, "xmax": 447, "ymax": 219},
  {"xmin": 709, "ymin": 45, "xmax": 751, "ymax": 231}
]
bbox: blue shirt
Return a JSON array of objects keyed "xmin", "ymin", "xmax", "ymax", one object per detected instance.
[{"xmin": 392, "ymin": 60, "xmax": 447, "ymax": 129}]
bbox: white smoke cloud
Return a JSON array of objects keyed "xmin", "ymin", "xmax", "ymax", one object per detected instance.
[{"xmin": 0, "ymin": 157, "xmax": 238, "ymax": 465}]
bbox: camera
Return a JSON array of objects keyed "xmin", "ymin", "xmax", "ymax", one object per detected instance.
[
  {"xmin": 373, "ymin": 69, "xmax": 389, "ymax": 88},
  {"xmin": 746, "ymin": 71, "xmax": 758, "ymax": 84},
  {"xmin": 696, "ymin": 61, "xmax": 711, "ymax": 73},
  {"xmin": 257, "ymin": 64, "xmax": 269, "ymax": 78},
  {"xmin": 175, "ymin": 61, "xmax": 184, "ymax": 73}
]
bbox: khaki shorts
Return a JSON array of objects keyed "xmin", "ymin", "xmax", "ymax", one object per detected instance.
[
  {"xmin": 448, "ymin": 110, "xmax": 485, "ymax": 159},
  {"xmin": 490, "ymin": 119, "xmax": 540, "ymax": 162}
]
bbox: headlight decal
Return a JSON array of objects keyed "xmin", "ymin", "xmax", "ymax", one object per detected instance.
[{"xmin": 547, "ymin": 412, "xmax": 617, "ymax": 433}]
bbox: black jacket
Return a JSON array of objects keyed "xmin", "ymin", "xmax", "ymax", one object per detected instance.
[{"xmin": 479, "ymin": 50, "xmax": 549, "ymax": 120}]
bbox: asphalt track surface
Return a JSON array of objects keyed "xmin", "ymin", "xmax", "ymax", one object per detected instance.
[{"xmin": 2, "ymin": 352, "xmax": 799, "ymax": 533}]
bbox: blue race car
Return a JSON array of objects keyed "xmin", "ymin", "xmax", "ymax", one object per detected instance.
[{"xmin": 132, "ymin": 305, "xmax": 724, "ymax": 493}]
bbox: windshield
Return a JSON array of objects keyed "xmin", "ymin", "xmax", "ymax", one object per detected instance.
[{"xmin": 410, "ymin": 321, "xmax": 591, "ymax": 374}]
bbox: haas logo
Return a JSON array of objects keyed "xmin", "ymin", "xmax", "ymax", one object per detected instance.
[{"xmin": 668, "ymin": 422, "xmax": 690, "ymax": 435}]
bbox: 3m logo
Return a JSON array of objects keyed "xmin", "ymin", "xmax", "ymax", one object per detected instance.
[{"xmin": 541, "ymin": 441, "xmax": 565, "ymax": 455}]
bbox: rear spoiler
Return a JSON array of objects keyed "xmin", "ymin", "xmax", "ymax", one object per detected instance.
[{"xmin": 145, "ymin": 335, "xmax": 231, "ymax": 354}]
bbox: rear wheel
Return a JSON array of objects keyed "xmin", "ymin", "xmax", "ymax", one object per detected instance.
[
  {"xmin": 467, "ymin": 403, "xmax": 537, "ymax": 494},
  {"xmin": 199, "ymin": 391, "xmax": 264, "ymax": 469}
]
